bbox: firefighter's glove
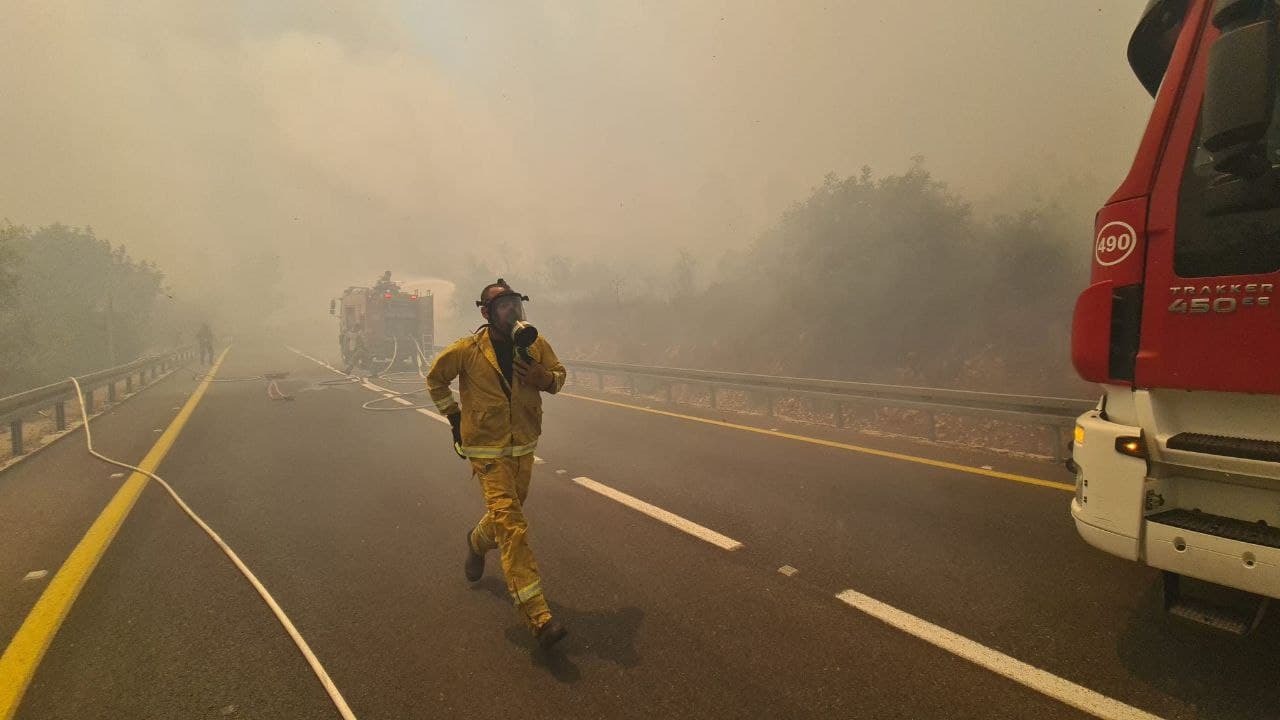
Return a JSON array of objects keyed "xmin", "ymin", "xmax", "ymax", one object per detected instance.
[
  {"xmin": 448, "ymin": 412, "xmax": 465, "ymax": 459},
  {"xmin": 514, "ymin": 357, "xmax": 554, "ymax": 391}
]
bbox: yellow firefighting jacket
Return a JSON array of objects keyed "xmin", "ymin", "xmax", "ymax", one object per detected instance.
[{"xmin": 426, "ymin": 328, "xmax": 566, "ymax": 458}]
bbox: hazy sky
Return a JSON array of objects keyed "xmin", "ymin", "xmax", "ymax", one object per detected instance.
[{"xmin": 1, "ymin": 1, "xmax": 1154, "ymax": 319}]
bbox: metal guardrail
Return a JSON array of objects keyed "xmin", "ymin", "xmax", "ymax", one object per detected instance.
[
  {"xmin": 0, "ymin": 347, "xmax": 196, "ymax": 458},
  {"xmin": 557, "ymin": 359, "xmax": 1096, "ymax": 461},
  {"xmin": 431, "ymin": 346, "xmax": 1096, "ymax": 460}
]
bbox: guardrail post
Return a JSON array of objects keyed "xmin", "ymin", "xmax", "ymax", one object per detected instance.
[
  {"xmin": 55, "ymin": 401, "xmax": 66, "ymax": 431},
  {"xmin": 107, "ymin": 380, "xmax": 117, "ymax": 403},
  {"xmin": 126, "ymin": 374, "xmax": 133, "ymax": 393},
  {"xmin": 82, "ymin": 387, "xmax": 94, "ymax": 415},
  {"xmin": 1047, "ymin": 425, "xmax": 1067, "ymax": 462},
  {"xmin": 9, "ymin": 420, "xmax": 22, "ymax": 456}
]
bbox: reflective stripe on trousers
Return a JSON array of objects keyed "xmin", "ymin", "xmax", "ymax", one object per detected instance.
[
  {"xmin": 461, "ymin": 442, "xmax": 538, "ymax": 459},
  {"xmin": 470, "ymin": 453, "xmax": 551, "ymax": 630}
]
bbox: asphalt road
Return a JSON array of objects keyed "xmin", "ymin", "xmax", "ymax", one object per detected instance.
[{"xmin": 3, "ymin": 341, "xmax": 1278, "ymax": 720}]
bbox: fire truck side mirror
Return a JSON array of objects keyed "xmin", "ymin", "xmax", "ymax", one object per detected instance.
[
  {"xmin": 329, "ymin": 299, "xmax": 336, "ymax": 315},
  {"xmin": 1201, "ymin": 9, "xmax": 1276, "ymax": 173}
]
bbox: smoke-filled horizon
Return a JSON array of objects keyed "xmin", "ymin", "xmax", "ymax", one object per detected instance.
[{"xmin": 3, "ymin": 1, "xmax": 1151, "ymax": 323}]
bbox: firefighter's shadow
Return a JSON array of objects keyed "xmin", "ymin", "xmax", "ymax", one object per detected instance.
[{"xmin": 473, "ymin": 577, "xmax": 644, "ymax": 683}]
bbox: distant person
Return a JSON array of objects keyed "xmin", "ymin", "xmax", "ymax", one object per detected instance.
[
  {"xmin": 339, "ymin": 326, "xmax": 352, "ymax": 366},
  {"xmin": 427, "ymin": 278, "xmax": 568, "ymax": 649},
  {"xmin": 343, "ymin": 323, "xmax": 367, "ymax": 375},
  {"xmin": 196, "ymin": 323, "xmax": 214, "ymax": 364}
]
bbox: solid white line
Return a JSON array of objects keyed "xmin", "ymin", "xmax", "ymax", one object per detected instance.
[
  {"xmin": 413, "ymin": 408, "xmax": 450, "ymax": 426},
  {"xmin": 289, "ymin": 350, "xmax": 743, "ymax": 552},
  {"xmin": 285, "ymin": 346, "xmax": 452, "ymax": 427},
  {"xmin": 286, "ymin": 347, "xmax": 335, "ymax": 370},
  {"xmin": 571, "ymin": 476, "xmax": 743, "ymax": 551},
  {"xmin": 64, "ymin": 359, "xmax": 359, "ymax": 720},
  {"xmin": 292, "ymin": 349, "xmax": 743, "ymax": 557},
  {"xmin": 834, "ymin": 589, "xmax": 1163, "ymax": 720}
]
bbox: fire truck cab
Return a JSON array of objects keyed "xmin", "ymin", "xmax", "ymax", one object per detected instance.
[
  {"xmin": 1070, "ymin": 0, "xmax": 1280, "ymax": 632},
  {"xmin": 332, "ymin": 271, "xmax": 434, "ymax": 374}
]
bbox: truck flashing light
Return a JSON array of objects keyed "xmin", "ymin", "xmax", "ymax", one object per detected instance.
[{"xmin": 1114, "ymin": 436, "xmax": 1146, "ymax": 459}]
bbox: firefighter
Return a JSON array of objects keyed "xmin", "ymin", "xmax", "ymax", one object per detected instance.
[
  {"xmin": 343, "ymin": 323, "xmax": 367, "ymax": 375},
  {"xmin": 426, "ymin": 279, "xmax": 568, "ymax": 649},
  {"xmin": 196, "ymin": 323, "xmax": 214, "ymax": 364}
]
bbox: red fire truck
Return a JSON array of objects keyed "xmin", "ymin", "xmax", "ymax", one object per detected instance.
[
  {"xmin": 1070, "ymin": 0, "xmax": 1280, "ymax": 632},
  {"xmin": 331, "ymin": 271, "xmax": 434, "ymax": 374}
]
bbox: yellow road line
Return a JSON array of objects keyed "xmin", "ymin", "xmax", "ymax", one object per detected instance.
[
  {"xmin": 0, "ymin": 348, "xmax": 231, "ymax": 720},
  {"xmin": 560, "ymin": 392, "xmax": 1074, "ymax": 493}
]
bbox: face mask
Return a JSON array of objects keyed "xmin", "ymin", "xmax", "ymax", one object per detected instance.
[{"xmin": 481, "ymin": 291, "xmax": 537, "ymax": 349}]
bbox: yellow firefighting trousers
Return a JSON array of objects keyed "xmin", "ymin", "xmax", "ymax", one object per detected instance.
[{"xmin": 467, "ymin": 453, "xmax": 552, "ymax": 630}]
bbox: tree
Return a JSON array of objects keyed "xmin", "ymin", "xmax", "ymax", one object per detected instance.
[
  {"xmin": 435, "ymin": 160, "xmax": 1092, "ymax": 394},
  {"xmin": 0, "ymin": 221, "xmax": 20, "ymax": 309},
  {"xmin": 0, "ymin": 222, "xmax": 31, "ymax": 392},
  {"xmin": 0, "ymin": 224, "xmax": 164, "ymax": 393},
  {"xmin": 669, "ymin": 249, "xmax": 697, "ymax": 302}
]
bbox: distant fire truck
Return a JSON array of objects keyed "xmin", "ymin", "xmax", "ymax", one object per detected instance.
[{"xmin": 331, "ymin": 271, "xmax": 434, "ymax": 374}]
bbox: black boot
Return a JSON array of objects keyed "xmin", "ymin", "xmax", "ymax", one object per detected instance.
[
  {"xmin": 535, "ymin": 619, "xmax": 568, "ymax": 650},
  {"xmin": 464, "ymin": 529, "xmax": 485, "ymax": 582}
]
